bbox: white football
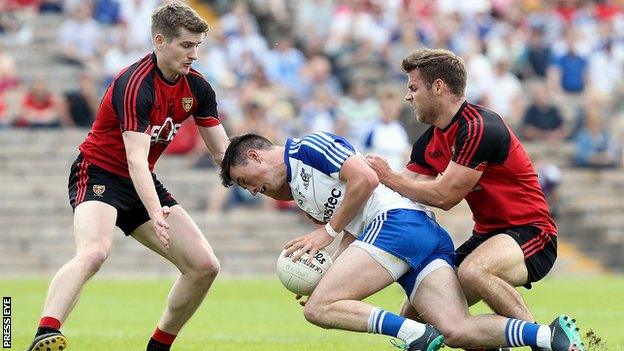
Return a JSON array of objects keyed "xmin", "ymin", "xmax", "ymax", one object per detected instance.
[{"xmin": 276, "ymin": 248, "xmax": 333, "ymax": 296}]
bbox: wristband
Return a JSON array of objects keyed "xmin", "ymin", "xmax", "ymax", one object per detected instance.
[{"xmin": 325, "ymin": 222, "xmax": 341, "ymax": 238}]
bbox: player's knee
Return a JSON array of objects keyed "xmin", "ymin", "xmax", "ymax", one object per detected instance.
[
  {"xmin": 457, "ymin": 262, "xmax": 486, "ymax": 286},
  {"xmin": 438, "ymin": 321, "xmax": 472, "ymax": 348},
  {"xmin": 302, "ymin": 302, "xmax": 329, "ymax": 328},
  {"xmin": 442, "ymin": 330, "xmax": 465, "ymax": 348},
  {"xmin": 189, "ymin": 255, "xmax": 220, "ymax": 283},
  {"xmin": 76, "ymin": 249, "xmax": 109, "ymax": 273},
  {"xmin": 303, "ymin": 295, "xmax": 334, "ymax": 328}
]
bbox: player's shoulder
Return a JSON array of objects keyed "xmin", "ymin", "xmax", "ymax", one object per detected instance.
[
  {"xmin": 186, "ymin": 68, "xmax": 214, "ymax": 90},
  {"xmin": 115, "ymin": 53, "xmax": 155, "ymax": 83},
  {"xmin": 289, "ymin": 132, "xmax": 356, "ymax": 163},
  {"xmin": 411, "ymin": 126, "xmax": 436, "ymax": 152},
  {"xmin": 459, "ymin": 103, "xmax": 508, "ymax": 136},
  {"xmin": 299, "ymin": 132, "xmax": 355, "ymax": 151}
]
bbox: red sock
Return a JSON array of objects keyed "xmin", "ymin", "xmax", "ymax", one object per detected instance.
[
  {"xmin": 39, "ymin": 316, "xmax": 61, "ymax": 330},
  {"xmin": 152, "ymin": 327, "xmax": 176, "ymax": 345}
]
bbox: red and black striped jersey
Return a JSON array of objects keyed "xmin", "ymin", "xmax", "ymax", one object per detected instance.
[
  {"xmin": 407, "ymin": 101, "xmax": 557, "ymax": 236},
  {"xmin": 79, "ymin": 52, "xmax": 220, "ymax": 177}
]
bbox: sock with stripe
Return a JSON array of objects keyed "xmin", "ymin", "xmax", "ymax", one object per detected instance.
[
  {"xmin": 35, "ymin": 316, "xmax": 61, "ymax": 337},
  {"xmin": 147, "ymin": 327, "xmax": 177, "ymax": 351},
  {"xmin": 367, "ymin": 307, "xmax": 426, "ymax": 345},
  {"xmin": 504, "ymin": 319, "xmax": 551, "ymax": 348}
]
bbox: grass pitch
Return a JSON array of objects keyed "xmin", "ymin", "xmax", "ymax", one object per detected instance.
[{"xmin": 3, "ymin": 276, "xmax": 623, "ymax": 350}]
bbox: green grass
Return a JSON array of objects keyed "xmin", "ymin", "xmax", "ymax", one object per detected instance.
[{"xmin": 3, "ymin": 276, "xmax": 623, "ymax": 350}]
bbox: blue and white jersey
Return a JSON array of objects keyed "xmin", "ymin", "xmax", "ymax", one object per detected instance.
[{"xmin": 285, "ymin": 132, "xmax": 429, "ymax": 235}]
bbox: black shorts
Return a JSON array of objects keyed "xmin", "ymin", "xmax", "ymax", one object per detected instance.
[
  {"xmin": 68, "ymin": 154, "xmax": 178, "ymax": 235},
  {"xmin": 454, "ymin": 225, "xmax": 557, "ymax": 289}
]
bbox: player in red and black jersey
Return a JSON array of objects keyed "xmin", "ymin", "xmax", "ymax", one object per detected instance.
[
  {"xmin": 27, "ymin": 4, "xmax": 227, "ymax": 351},
  {"xmin": 367, "ymin": 49, "xmax": 582, "ymax": 351}
]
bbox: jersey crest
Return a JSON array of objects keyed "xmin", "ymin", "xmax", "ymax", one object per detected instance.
[{"xmin": 182, "ymin": 97, "xmax": 193, "ymax": 112}]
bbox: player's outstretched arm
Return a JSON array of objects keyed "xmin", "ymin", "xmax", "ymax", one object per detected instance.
[
  {"xmin": 388, "ymin": 161, "xmax": 482, "ymax": 210},
  {"xmin": 198, "ymin": 124, "xmax": 229, "ymax": 165}
]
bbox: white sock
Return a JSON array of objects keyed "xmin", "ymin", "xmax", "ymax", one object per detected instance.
[
  {"xmin": 536, "ymin": 325, "xmax": 552, "ymax": 349},
  {"xmin": 397, "ymin": 319, "xmax": 427, "ymax": 345}
]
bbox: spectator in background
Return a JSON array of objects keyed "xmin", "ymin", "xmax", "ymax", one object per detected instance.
[
  {"xmin": 299, "ymin": 86, "xmax": 336, "ymax": 135},
  {"xmin": 240, "ymin": 66, "xmax": 285, "ymax": 113},
  {"xmin": 520, "ymin": 80, "xmax": 566, "ymax": 142},
  {"xmin": 225, "ymin": 20, "xmax": 269, "ymax": 71},
  {"xmin": 197, "ymin": 30, "xmax": 234, "ymax": 88},
  {"xmin": 293, "ymin": 0, "xmax": 334, "ymax": 56},
  {"xmin": 485, "ymin": 58, "xmax": 524, "ymax": 127},
  {"xmin": 361, "ymin": 87, "xmax": 410, "ymax": 171},
  {"xmin": 463, "ymin": 36, "xmax": 495, "ymax": 104},
  {"xmin": 385, "ymin": 14, "xmax": 423, "ymax": 81},
  {"xmin": 39, "ymin": 0, "xmax": 63, "ymax": 13},
  {"xmin": 521, "ymin": 26, "xmax": 551, "ymax": 80},
  {"xmin": 102, "ymin": 25, "xmax": 144, "ymax": 85},
  {"xmin": 587, "ymin": 38, "xmax": 624, "ymax": 99},
  {"xmin": 16, "ymin": 76, "xmax": 60, "ymax": 128},
  {"xmin": 548, "ymin": 27, "xmax": 588, "ymax": 122},
  {"xmin": 299, "ymin": 54, "xmax": 342, "ymax": 101},
  {"xmin": 0, "ymin": 91, "xmax": 7, "ymax": 127},
  {"xmin": 574, "ymin": 108, "xmax": 620, "ymax": 169},
  {"xmin": 0, "ymin": 0, "xmax": 33, "ymax": 46},
  {"xmin": 58, "ymin": 71, "xmax": 98, "ymax": 128},
  {"xmin": 119, "ymin": 0, "xmax": 158, "ymax": 52},
  {"xmin": 93, "ymin": 0, "xmax": 121, "ymax": 24},
  {"xmin": 265, "ymin": 36, "xmax": 306, "ymax": 95},
  {"xmin": 335, "ymin": 79, "xmax": 380, "ymax": 148},
  {"xmin": 58, "ymin": 2, "xmax": 102, "ymax": 67},
  {"xmin": 0, "ymin": 42, "xmax": 19, "ymax": 91},
  {"xmin": 219, "ymin": 0, "xmax": 259, "ymax": 38},
  {"xmin": 324, "ymin": 0, "xmax": 376, "ymax": 57}
]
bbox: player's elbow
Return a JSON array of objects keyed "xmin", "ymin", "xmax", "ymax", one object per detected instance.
[
  {"xmin": 126, "ymin": 153, "xmax": 148, "ymax": 173},
  {"xmin": 362, "ymin": 171, "xmax": 379, "ymax": 190},
  {"xmin": 436, "ymin": 196, "xmax": 461, "ymax": 211}
]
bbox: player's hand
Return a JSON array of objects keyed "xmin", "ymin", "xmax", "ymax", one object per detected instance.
[
  {"xmin": 295, "ymin": 294, "xmax": 307, "ymax": 307},
  {"xmin": 365, "ymin": 154, "xmax": 394, "ymax": 184},
  {"xmin": 283, "ymin": 226, "xmax": 334, "ymax": 263},
  {"xmin": 152, "ymin": 206, "xmax": 171, "ymax": 250}
]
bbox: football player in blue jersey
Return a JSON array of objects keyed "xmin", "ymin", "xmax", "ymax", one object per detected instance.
[{"xmin": 218, "ymin": 132, "xmax": 584, "ymax": 351}]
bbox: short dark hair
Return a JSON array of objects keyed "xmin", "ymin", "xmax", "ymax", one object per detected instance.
[
  {"xmin": 151, "ymin": 2, "xmax": 209, "ymax": 41},
  {"xmin": 220, "ymin": 134, "xmax": 274, "ymax": 187},
  {"xmin": 401, "ymin": 48, "xmax": 466, "ymax": 97}
]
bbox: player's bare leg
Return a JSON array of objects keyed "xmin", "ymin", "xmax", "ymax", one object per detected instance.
[
  {"xmin": 456, "ymin": 234, "xmax": 534, "ymax": 322},
  {"xmin": 28, "ymin": 201, "xmax": 117, "ymax": 351},
  {"xmin": 303, "ymin": 246, "xmax": 444, "ymax": 350},
  {"xmin": 411, "ymin": 265, "xmax": 509, "ymax": 347},
  {"xmin": 132, "ymin": 205, "xmax": 219, "ymax": 347},
  {"xmin": 412, "ymin": 265, "xmax": 585, "ymax": 350}
]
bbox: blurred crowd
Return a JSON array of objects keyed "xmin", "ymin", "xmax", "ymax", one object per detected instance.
[{"xmin": 2, "ymin": 0, "xmax": 624, "ymax": 213}]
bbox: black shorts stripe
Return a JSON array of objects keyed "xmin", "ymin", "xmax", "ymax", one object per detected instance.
[
  {"xmin": 75, "ymin": 160, "xmax": 90, "ymax": 206},
  {"xmin": 522, "ymin": 231, "xmax": 551, "ymax": 258}
]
